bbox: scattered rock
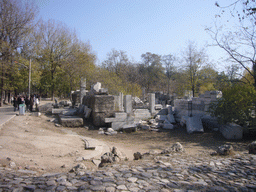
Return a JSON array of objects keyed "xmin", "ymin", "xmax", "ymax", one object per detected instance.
[
  {"xmin": 92, "ymin": 159, "xmax": 101, "ymax": 167},
  {"xmin": 55, "ymin": 123, "xmax": 61, "ymax": 127},
  {"xmin": 248, "ymin": 141, "xmax": 256, "ymax": 154},
  {"xmin": 107, "ymin": 128, "xmax": 114, "ymax": 132},
  {"xmin": 100, "ymin": 152, "xmax": 114, "ymax": 167},
  {"xmin": 75, "ymin": 157, "xmax": 84, "ymax": 162},
  {"xmin": 161, "ymin": 142, "xmax": 184, "ymax": 154},
  {"xmin": 134, "ymin": 152, "xmax": 142, "ymax": 160},
  {"xmin": 9, "ymin": 162, "xmax": 16, "ymax": 168},
  {"xmin": 70, "ymin": 163, "xmax": 87, "ymax": 172},
  {"xmin": 171, "ymin": 142, "xmax": 184, "ymax": 152},
  {"xmin": 216, "ymin": 144, "xmax": 234, "ymax": 156}
]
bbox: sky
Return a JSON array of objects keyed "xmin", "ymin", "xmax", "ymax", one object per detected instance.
[{"xmin": 34, "ymin": 0, "xmax": 237, "ymax": 70}]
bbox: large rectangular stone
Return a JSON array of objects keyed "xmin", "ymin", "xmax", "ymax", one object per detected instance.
[
  {"xmin": 52, "ymin": 108, "xmax": 65, "ymax": 115},
  {"xmin": 186, "ymin": 116, "xmax": 204, "ymax": 134},
  {"xmin": 92, "ymin": 95, "xmax": 114, "ymax": 113},
  {"xmin": 115, "ymin": 112, "xmax": 127, "ymax": 119},
  {"xmin": 220, "ymin": 123, "xmax": 243, "ymax": 140},
  {"xmin": 105, "ymin": 112, "xmax": 128, "ymax": 123},
  {"xmin": 111, "ymin": 121, "xmax": 128, "ymax": 130},
  {"xmin": 92, "ymin": 112, "xmax": 113, "ymax": 127},
  {"xmin": 60, "ymin": 116, "xmax": 83, "ymax": 127}
]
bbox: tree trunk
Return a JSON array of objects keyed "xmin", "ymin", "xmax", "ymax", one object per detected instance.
[
  {"xmin": 253, "ymin": 63, "xmax": 256, "ymax": 89},
  {"xmin": 1, "ymin": 61, "xmax": 4, "ymax": 107}
]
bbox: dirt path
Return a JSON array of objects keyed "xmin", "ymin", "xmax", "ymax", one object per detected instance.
[{"xmin": 0, "ymin": 104, "xmax": 252, "ymax": 174}]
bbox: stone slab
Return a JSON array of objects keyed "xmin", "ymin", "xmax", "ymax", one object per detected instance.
[
  {"xmin": 111, "ymin": 121, "xmax": 128, "ymax": 130},
  {"xmin": 52, "ymin": 108, "xmax": 65, "ymax": 115},
  {"xmin": 167, "ymin": 114, "xmax": 176, "ymax": 124},
  {"xmin": 163, "ymin": 123, "xmax": 174, "ymax": 129},
  {"xmin": 220, "ymin": 123, "xmax": 243, "ymax": 140},
  {"xmin": 186, "ymin": 115, "xmax": 204, "ymax": 134},
  {"xmin": 59, "ymin": 116, "xmax": 83, "ymax": 127},
  {"xmin": 62, "ymin": 108, "xmax": 77, "ymax": 116},
  {"xmin": 115, "ymin": 112, "xmax": 127, "ymax": 119}
]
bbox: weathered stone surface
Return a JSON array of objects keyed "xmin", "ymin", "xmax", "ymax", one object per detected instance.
[
  {"xmin": 163, "ymin": 120, "xmax": 174, "ymax": 129},
  {"xmin": 52, "ymin": 108, "xmax": 65, "ymax": 115},
  {"xmin": 149, "ymin": 93, "xmax": 156, "ymax": 115},
  {"xmin": 134, "ymin": 152, "xmax": 142, "ymax": 160},
  {"xmin": 93, "ymin": 112, "xmax": 113, "ymax": 127},
  {"xmin": 161, "ymin": 142, "xmax": 184, "ymax": 154},
  {"xmin": 216, "ymin": 145, "xmax": 234, "ymax": 156},
  {"xmin": 134, "ymin": 109, "xmax": 151, "ymax": 123},
  {"xmin": 59, "ymin": 116, "xmax": 83, "ymax": 127},
  {"xmin": 92, "ymin": 95, "xmax": 114, "ymax": 113},
  {"xmin": 83, "ymin": 106, "xmax": 92, "ymax": 118},
  {"xmin": 124, "ymin": 95, "xmax": 132, "ymax": 114},
  {"xmin": 186, "ymin": 115, "xmax": 204, "ymax": 134},
  {"xmin": 249, "ymin": 141, "xmax": 256, "ymax": 154},
  {"xmin": 220, "ymin": 123, "xmax": 243, "ymax": 140},
  {"xmin": 0, "ymin": 141, "xmax": 255, "ymax": 192}
]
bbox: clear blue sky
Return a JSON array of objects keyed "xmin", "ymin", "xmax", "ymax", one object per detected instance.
[{"xmin": 35, "ymin": 0, "xmax": 235, "ymax": 70}]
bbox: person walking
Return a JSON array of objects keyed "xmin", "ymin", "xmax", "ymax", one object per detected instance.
[
  {"xmin": 35, "ymin": 96, "xmax": 40, "ymax": 112},
  {"xmin": 29, "ymin": 95, "xmax": 34, "ymax": 112},
  {"xmin": 25, "ymin": 96, "xmax": 30, "ymax": 112},
  {"xmin": 13, "ymin": 96, "xmax": 18, "ymax": 112}
]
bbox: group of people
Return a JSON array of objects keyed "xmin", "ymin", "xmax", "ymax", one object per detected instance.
[{"xmin": 13, "ymin": 94, "xmax": 40, "ymax": 112}]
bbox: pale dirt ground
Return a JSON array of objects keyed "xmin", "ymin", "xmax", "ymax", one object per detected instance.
[{"xmin": 0, "ymin": 101, "xmax": 253, "ymax": 175}]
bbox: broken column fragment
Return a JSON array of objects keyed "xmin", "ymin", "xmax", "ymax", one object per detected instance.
[
  {"xmin": 80, "ymin": 78, "xmax": 87, "ymax": 105},
  {"xmin": 124, "ymin": 95, "xmax": 132, "ymax": 114},
  {"xmin": 149, "ymin": 93, "xmax": 155, "ymax": 115}
]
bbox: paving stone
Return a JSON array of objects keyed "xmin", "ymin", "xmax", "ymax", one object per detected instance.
[
  {"xmin": 127, "ymin": 177, "xmax": 138, "ymax": 183},
  {"xmin": 90, "ymin": 185, "xmax": 106, "ymax": 191},
  {"xmin": 106, "ymin": 186, "xmax": 115, "ymax": 192},
  {"xmin": 0, "ymin": 151, "xmax": 255, "ymax": 192},
  {"xmin": 56, "ymin": 185, "xmax": 66, "ymax": 191},
  {"xmin": 117, "ymin": 184, "xmax": 128, "ymax": 190}
]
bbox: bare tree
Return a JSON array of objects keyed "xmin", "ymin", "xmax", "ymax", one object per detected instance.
[
  {"xmin": 162, "ymin": 54, "xmax": 175, "ymax": 95},
  {"xmin": 102, "ymin": 49, "xmax": 129, "ymax": 76},
  {"xmin": 208, "ymin": 1, "xmax": 256, "ymax": 88},
  {"xmin": 182, "ymin": 41, "xmax": 208, "ymax": 97}
]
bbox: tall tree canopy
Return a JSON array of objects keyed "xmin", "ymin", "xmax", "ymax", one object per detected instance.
[{"xmin": 0, "ymin": 0, "xmax": 37, "ymax": 105}]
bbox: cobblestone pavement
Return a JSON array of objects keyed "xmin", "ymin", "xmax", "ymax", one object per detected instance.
[{"xmin": 0, "ymin": 152, "xmax": 255, "ymax": 192}]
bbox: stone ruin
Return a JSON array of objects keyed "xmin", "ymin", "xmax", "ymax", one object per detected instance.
[
  {"xmin": 52, "ymin": 79, "xmax": 156, "ymax": 132},
  {"xmin": 50, "ymin": 78, "xmax": 244, "ymax": 140}
]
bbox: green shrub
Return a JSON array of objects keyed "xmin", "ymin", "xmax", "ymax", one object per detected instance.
[{"xmin": 209, "ymin": 84, "xmax": 256, "ymax": 127}]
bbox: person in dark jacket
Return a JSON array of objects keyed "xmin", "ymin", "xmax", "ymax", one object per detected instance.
[
  {"xmin": 25, "ymin": 96, "xmax": 30, "ymax": 112},
  {"xmin": 17, "ymin": 96, "xmax": 21, "ymax": 110},
  {"xmin": 29, "ymin": 95, "xmax": 34, "ymax": 112},
  {"xmin": 13, "ymin": 96, "xmax": 18, "ymax": 112}
]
